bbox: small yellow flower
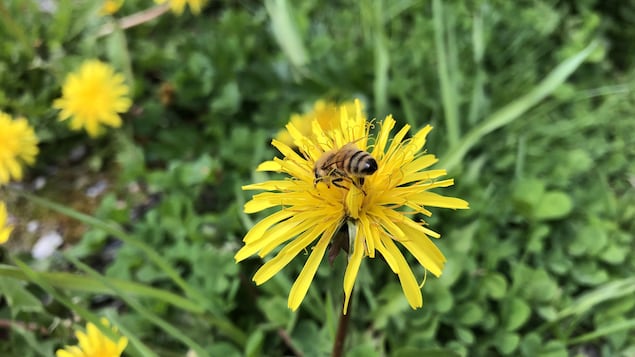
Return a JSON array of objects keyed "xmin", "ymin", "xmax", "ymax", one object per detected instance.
[
  {"xmin": 101, "ymin": 0, "xmax": 124, "ymax": 15},
  {"xmin": 237, "ymin": 100, "xmax": 469, "ymax": 313},
  {"xmin": 56, "ymin": 318, "xmax": 128, "ymax": 357},
  {"xmin": 155, "ymin": 0, "xmax": 207, "ymax": 15},
  {"xmin": 53, "ymin": 60, "xmax": 132, "ymax": 137},
  {"xmin": 276, "ymin": 99, "xmax": 361, "ymax": 147},
  {"xmin": 0, "ymin": 112, "xmax": 39, "ymax": 185},
  {"xmin": 0, "ymin": 202, "xmax": 13, "ymax": 244}
]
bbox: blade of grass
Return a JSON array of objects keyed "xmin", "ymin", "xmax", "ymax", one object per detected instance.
[
  {"xmin": 567, "ymin": 319, "xmax": 635, "ymax": 345},
  {"xmin": 265, "ymin": 0, "xmax": 308, "ymax": 77},
  {"xmin": 439, "ymin": 40, "xmax": 599, "ymax": 171},
  {"xmin": 14, "ymin": 190, "xmax": 247, "ymax": 345},
  {"xmin": 12, "ymin": 258, "xmax": 151, "ymax": 357},
  {"xmin": 104, "ymin": 313, "xmax": 158, "ymax": 357},
  {"xmin": 17, "ymin": 191, "xmax": 204, "ymax": 304},
  {"xmin": 10, "ymin": 324, "xmax": 50, "ymax": 357},
  {"xmin": 536, "ymin": 277, "xmax": 635, "ymax": 335},
  {"xmin": 65, "ymin": 254, "xmax": 209, "ymax": 357},
  {"xmin": 371, "ymin": 0, "xmax": 389, "ymax": 116},
  {"xmin": 467, "ymin": 6, "xmax": 487, "ymax": 125},
  {"xmin": 0, "ymin": 264, "xmax": 203, "ymax": 314},
  {"xmin": 433, "ymin": 0, "xmax": 460, "ymax": 147}
]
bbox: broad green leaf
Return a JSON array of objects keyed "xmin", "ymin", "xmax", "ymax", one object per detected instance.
[
  {"xmin": 534, "ymin": 191, "xmax": 573, "ymax": 220},
  {"xmin": 503, "ymin": 297, "xmax": 531, "ymax": 331},
  {"xmin": 455, "ymin": 302, "xmax": 484, "ymax": 326},
  {"xmin": 519, "ymin": 332, "xmax": 542, "ymax": 357},
  {"xmin": 512, "ymin": 178, "xmax": 545, "ymax": 213},
  {"xmin": 483, "ymin": 273, "xmax": 508, "ymax": 300},
  {"xmin": 493, "ymin": 331, "xmax": 520, "ymax": 355},
  {"xmin": 454, "ymin": 326, "xmax": 475, "ymax": 344},
  {"xmin": 393, "ymin": 348, "xmax": 461, "ymax": 357},
  {"xmin": 599, "ymin": 243, "xmax": 628, "ymax": 264},
  {"xmin": 260, "ymin": 296, "xmax": 293, "ymax": 327},
  {"xmin": 537, "ymin": 341, "xmax": 567, "ymax": 357}
]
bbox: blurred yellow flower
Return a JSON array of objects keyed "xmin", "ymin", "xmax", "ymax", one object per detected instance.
[
  {"xmin": 56, "ymin": 318, "xmax": 128, "ymax": 357},
  {"xmin": 275, "ymin": 99, "xmax": 361, "ymax": 147},
  {"xmin": 0, "ymin": 112, "xmax": 39, "ymax": 185},
  {"xmin": 0, "ymin": 202, "xmax": 13, "ymax": 244},
  {"xmin": 236, "ymin": 100, "xmax": 469, "ymax": 313},
  {"xmin": 53, "ymin": 60, "xmax": 132, "ymax": 137},
  {"xmin": 101, "ymin": 0, "xmax": 124, "ymax": 15},
  {"xmin": 155, "ymin": 0, "xmax": 207, "ymax": 15}
]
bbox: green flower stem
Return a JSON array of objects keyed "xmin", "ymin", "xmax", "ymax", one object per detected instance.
[
  {"xmin": 0, "ymin": 264, "xmax": 202, "ymax": 313},
  {"xmin": 12, "ymin": 259, "xmax": 151, "ymax": 357},
  {"xmin": 14, "ymin": 190, "xmax": 247, "ymax": 346},
  {"xmin": 65, "ymin": 253, "xmax": 209, "ymax": 357},
  {"xmin": 331, "ymin": 292, "xmax": 353, "ymax": 357},
  {"xmin": 439, "ymin": 40, "xmax": 599, "ymax": 172}
]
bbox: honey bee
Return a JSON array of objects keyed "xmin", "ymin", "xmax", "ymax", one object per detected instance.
[{"xmin": 313, "ymin": 142, "xmax": 378, "ymax": 192}]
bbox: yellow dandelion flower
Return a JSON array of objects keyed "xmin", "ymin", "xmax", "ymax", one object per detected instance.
[
  {"xmin": 0, "ymin": 112, "xmax": 39, "ymax": 185},
  {"xmin": 236, "ymin": 99, "xmax": 469, "ymax": 313},
  {"xmin": 154, "ymin": 0, "xmax": 207, "ymax": 15},
  {"xmin": 56, "ymin": 318, "xmax": 128, "ymax": 357},
  {"xmin": 0, "ymin": 202, "xmax": 13, "ymax": 244},
  {"xmin": 276, "ymin": 99, "xmax": 361, "ymax": 147},
  {"xmin": 53, "ymin": 60, "xmax": 132, "ymax": 138},
  {"xmin": 101, "ymin": 0, "xmax": 124, "ymax": 15}
]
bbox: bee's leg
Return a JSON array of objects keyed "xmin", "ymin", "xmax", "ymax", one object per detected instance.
[
  {"xmin": 331, "ymin": 177, "xmax": 348, "ymax": 190},
  {"xmin": 354, "ymin": 178, "xmax": 367, "ymax": 195},
  {"xmin": 314, "ymin": 177, "xmax": 331, "ymax": 188}
]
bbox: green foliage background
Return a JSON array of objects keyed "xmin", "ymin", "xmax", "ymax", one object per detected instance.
[{"xmin": 1, "ymin": 0, "xmax": 634, "ymax": 356}]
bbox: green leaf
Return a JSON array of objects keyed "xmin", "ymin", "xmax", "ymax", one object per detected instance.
[
  {"xmin": 503, "ymin": 297, "xmax": 531, "ymax": 331},
  {"xmin": 493, "ymin": 331, "xmax": 520, "ymax": 355},
  {"xmin": 177, "ymin": 155, "xmax": 215, "ymax": 186},
  {"xmin": 483, "ymin": 273, "xmax": 508, "ymax": 300},
  {"xmin": 347, "ymin": 344, "xmax": 380, "ymax": 357},
  {"xmin": 534, "ymin": 191, "xmax": 573, "ymax": 220},
  {"xmin": 392, "ymin": 348, "xmax": 461, "ymax": 357},
  {"xmin": 0, "ymin": 277, "xmax": 43, "ymax": 316},
  {"xmin": 10, "ymin": 324, "xmax": 54, "ymax": 356},
  {"xmin": 454, "ymin": 326, "xmax": 475, "ymax": 344},
  {"xmin": 512, "ymin": 178, "xmax": 545, "ymax": 214},
  {"xmin": 555, "ymin": 277, "xmax": 635, "ymax": 320},
  {"xmin": 572, "ymin": 262, "xmax": 609, "ymax": 285},
  {"xmin": 455, "ymin": 302, "xmax": 484, "ymax": 326},
  {"xmin": 537, "ymin": 341, "xmax": 567, "ymax": 357},
  {"xmin": 519, "ymin": 333, "xmax": 543, "ymax": 357},
  {"xmin": 439, "ymin": 40, "xmax": 599, "ymax": 171},
  {"xmin": 245, "ymin": 329, "xmax": 264, "ymax": 357},
  {"xmin": 211, "ymin": 81, "xmax": 241, "ymax": 114},
  {"xmin": 260, "ymin": 296, "xmax": 293, "ymax": 327},
  {"xmin": 599, "ymin": 243, "xmax": 629, "ymax": 264}
]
